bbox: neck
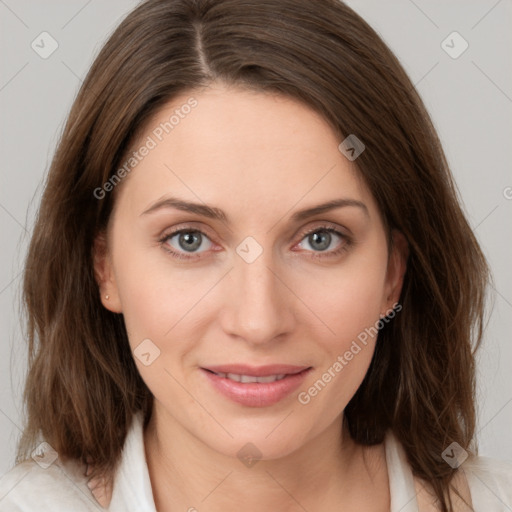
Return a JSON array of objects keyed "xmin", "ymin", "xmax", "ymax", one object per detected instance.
[{"xmin": 143, "ymin": 404, "xmax": 389, "ymax": 512}]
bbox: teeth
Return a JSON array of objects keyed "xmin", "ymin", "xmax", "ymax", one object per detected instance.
[
  {"xmin": 252, "ymin": 374, "xmax": 286, "ymax": 383},
  {"xmin": 216, "ymin": 372, "xmax": 287, "ymax": 383}
]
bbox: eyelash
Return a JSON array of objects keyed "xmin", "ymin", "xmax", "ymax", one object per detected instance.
[{"xmin": 158, "ymin": 223, "xmax": 352, "ymax": 261}]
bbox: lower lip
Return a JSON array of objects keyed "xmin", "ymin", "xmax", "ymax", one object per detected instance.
[{"xmin": 201, "ymin": 368, "xmax": 312, "ymax": 407}]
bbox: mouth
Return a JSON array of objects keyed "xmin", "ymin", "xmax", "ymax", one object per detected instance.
[
  {"xmin": 204, "ymin": 371, "xmax": 290, "ymax": 383},
  {"xmin": 200, "ymin": 365, "xmax": 313, "ymax": 407}
]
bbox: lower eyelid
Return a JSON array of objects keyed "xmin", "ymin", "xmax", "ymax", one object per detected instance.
[{"xmin": 160, "ymin": 226, "xmax": 349, "ymax": 258}]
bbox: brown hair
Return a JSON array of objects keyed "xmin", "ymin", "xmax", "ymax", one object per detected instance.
[{"xmin": 17, "ymin": 0, "xmax": 489, "ymax": 510}]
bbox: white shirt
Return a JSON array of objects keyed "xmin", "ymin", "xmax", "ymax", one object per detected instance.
[{"xmin": 1, "ymin": 411, "xmax": 511, "ymax": 511}]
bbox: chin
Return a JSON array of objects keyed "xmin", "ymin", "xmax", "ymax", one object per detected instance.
[{"xmin": 197, "ymin": 420, "xmax": 311, "ymax": 463}]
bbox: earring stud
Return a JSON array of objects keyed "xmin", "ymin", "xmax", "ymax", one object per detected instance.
[{"xmin": 105, "ymin": 295, "xmax": 110, "ymax": 300}]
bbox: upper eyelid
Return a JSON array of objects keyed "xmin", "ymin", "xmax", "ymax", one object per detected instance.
[
  {"xmin": 160, "ymin": 224, "xmax": 349, "ymax": 262},
  {"xmin": 162, "ymin": 221, "xmax": 347, "ymax": 247}
]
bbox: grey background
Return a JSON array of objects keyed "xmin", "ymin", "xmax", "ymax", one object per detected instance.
[{"xmin": 1, "ymin": 0, "xmax": 511, "ymax": 476}]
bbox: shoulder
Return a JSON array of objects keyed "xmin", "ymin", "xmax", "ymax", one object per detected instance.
[
  {"xmin": 413, "ymin": 456, "xmax": 512, "ymax": 512},
  {"xmin": 416, "ymin": 455, "xmax": 512, "ymax": 511},
  {"xmin": 462, "ymin": 454, "xmax": 512, "ymax": 508},
  {"xmin": 0, "ymin": 457, "xmax": 102, "ymax": 512}
]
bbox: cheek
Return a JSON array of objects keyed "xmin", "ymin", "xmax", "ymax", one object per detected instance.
[
  {"xmin": 292, "ymin": 248, "xmax": 388, "ymax": 406},
  {"xmin": 295, "ymin": 275, "xmax": 384, "ymax": 419},
  {"xmin": 112, "ymin": 256, "xmax": 200, "ymax": 402},
  {"xmin": 296, "ymin": 252, "xmax": 388, "ymax": 345},
  {"xmin": 114, "ymin": 267, "xmax": 169, "ymax": 346},
  {"xmin": 111, "ymin": 235, "xmax": 203, "ymax": 343}
]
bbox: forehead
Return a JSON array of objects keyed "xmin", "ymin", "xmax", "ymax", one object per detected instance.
[{"xmin": 113, "ymin": 83, "xmax": 374, "ymax": 221}]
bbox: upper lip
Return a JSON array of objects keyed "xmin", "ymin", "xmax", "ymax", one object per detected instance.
[{"xmin": 202, "ymin": 364, "xmax": 311, "ymax": 377}]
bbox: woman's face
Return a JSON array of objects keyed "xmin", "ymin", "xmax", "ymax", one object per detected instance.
[{"xmin": 95, "ymin": 82, "xmax": 407, "ymax": 459}]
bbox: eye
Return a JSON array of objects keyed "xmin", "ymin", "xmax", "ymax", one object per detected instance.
[
  {"xmin": 159, "ymin": 223, "xmax": 351, "ymax": 261},
  {"xmin": 159, "ymin": 229, "xmax": 213, "ymax": 260},
  {"xmin": 295, "ymin": 224, "xmax": 350, "ymax": 258}
]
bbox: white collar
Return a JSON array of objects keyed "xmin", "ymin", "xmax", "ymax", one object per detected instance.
[
  {"xmin": 109, "ymin": 412, "xmax": 419, "ymax": 511},
  {"xmin": 385, "ymin": 430, "xmax": 419, "ymax": 511},
  {"xmin": 108, "ymin": 412, "xmax": 156, "ymax": 512}
]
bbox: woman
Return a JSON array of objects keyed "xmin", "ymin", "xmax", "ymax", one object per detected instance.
[{"xmin": 1, "ymin": 0, "xmax": 510, "ymax": 511}]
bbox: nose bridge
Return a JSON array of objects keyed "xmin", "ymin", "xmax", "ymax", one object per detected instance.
[{"xmin": 222, "ymin": 238, "xmax": 292, "ymax": 343}]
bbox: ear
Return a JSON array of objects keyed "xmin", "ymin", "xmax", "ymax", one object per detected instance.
[
  {"xmin": 381, "ymin": 229, "xmax": 408, "ymax": 315},
  {"xmin": 92, "ymin": 230, "xmax": 122, "ymax": 313}
]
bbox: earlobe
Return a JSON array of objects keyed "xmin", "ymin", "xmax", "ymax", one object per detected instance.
[
  {"xmin": 383, "ymin": 229, "xmax": 409, "ymax": 312},
  {"xmin": 92, "ymin": 231, "xmax": 122, "ymax": 313}
]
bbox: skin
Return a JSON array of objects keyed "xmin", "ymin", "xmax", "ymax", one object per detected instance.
[{"xmin": 93, "ymin": 82, "xmax": 410, "ymax": 511}]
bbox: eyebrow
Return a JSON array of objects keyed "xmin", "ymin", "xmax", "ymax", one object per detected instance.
[{"xmin": 140, "ymin": 196, "xmax": 368, "ymax": 223}]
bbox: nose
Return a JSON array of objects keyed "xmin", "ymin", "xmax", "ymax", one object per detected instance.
[{"xmin": 219, "ymin": 248, "xmax": 296, "ymax": 346}]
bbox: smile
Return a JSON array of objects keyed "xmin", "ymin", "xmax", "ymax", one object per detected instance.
[
  {"xmin": 200, "ymin": 367, "xmax": 313, "ymax": 407},
  {"xmin": 209, "ymin": 372, "xmax": 288, "ymax": 383}
]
